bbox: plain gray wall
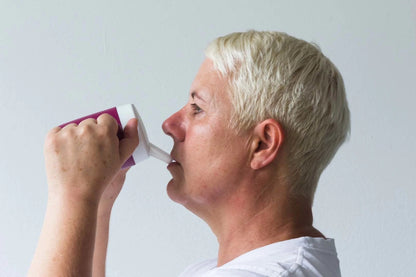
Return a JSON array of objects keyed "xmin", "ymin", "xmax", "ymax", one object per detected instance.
[{"xmin": 1, "ymin": 0, "xmax": 415, "ymax": 276}]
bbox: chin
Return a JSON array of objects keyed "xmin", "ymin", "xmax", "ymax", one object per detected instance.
[
  {"xmin": 166, "ymin": 180, "xmax": 215, "ymax": 223},
  {"xmin": 166, "ymin": 179, "xmax": 187, "ymax": 204}
]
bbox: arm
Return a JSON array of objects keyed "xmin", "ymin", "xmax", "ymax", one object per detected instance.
[
  {"xmin": 28, "ymin": 115, "xmax": 139, "ymax": 277},
  {"xmin": 92, "ymin": 168, "xmax": 129, "ymax": 277},
  {"xmin": 92, "ymin": 211, "xmax": 110, "ymax": 277},
  {"xmin": 27, "ymin": 193, "xmax": 99, "ymax": 276}
]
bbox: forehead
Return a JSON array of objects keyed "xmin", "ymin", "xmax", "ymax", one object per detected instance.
[{"xmin": 189, "ymin": 58, "xmax": 229, "ymax": 102}]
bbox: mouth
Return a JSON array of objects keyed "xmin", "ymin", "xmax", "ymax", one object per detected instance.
[
  {"xmin": 167, "ymin": 149, "xmax": 181, "ymax": 169},
  {"xmin": 167, "ymin": 158, "xmax": 181, "ymax": 169},
  {"xmin": 167, "ymin": 161, "xmax": 180, "ymax": 172}
]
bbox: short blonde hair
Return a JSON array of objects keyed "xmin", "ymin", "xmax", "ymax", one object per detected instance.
[{"xmin": 205, "ymin": 30, "xmax": 350, "ymax": 199}]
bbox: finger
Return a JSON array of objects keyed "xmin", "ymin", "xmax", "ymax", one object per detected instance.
[
  {"xmin": 120, "ymin": 166, "xmax": 130, "ymax": 175},
  {"xmin": 61, "ymin": 122, "xmax": 77, "ymax": 130},
  {"xmin": 44, "ymin": 126, "xmax": 62, "ymax": 144},
  {"xmin": 78, "ymin": 118, "xmax": 97, "ymax": 127},
  {"xmin": 119, "ymin": 118, "xmax": 139, "ymax": 163},
  {"xmin": 115, "ymin": 166, "xmax": 130, "ymax": 176},
  {"xmin": 49, "ymin": 126, "xmax": 62, "ymax": 134},
  {"xmin": 97, "ymin": 113, "xmax": 119, "ymax": 135}
]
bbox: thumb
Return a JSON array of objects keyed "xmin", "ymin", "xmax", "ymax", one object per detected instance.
[{"xmin": 119, "ymin": 118, "xmax": 140, "ymax": 163}]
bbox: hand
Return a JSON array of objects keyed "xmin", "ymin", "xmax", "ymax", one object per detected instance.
[{"xmin": 44, "ymin": 114, "xmax": 139, "ymax": 204}]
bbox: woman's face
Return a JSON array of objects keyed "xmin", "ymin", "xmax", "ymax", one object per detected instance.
[{"xmin": 162, "ymin": 58, "xmax": 252, "ymax": 214}]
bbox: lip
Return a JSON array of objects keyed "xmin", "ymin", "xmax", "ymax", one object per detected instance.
[
  {"xmin": 167, "ymin": 160, "xmax": 181, "ymax": 170},
  {"xmin": 169, "ymin": 151, "xmax": 180, "ymax": 164},
  {"xmin": 168, "ymin": 153, "xmax": 180, "ymax": 166}
]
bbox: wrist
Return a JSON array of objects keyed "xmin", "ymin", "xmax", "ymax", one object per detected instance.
[{"xmin": 47, "ymin": 185, "xmax": 103, "ymax": 208}]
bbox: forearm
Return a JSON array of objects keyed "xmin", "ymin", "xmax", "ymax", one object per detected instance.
[
  {"xmin": 28, "ymin": 195, "xmax": 99, "ymax": 277},
  {"xmin": 92, "ymin": 169, "xmax": 129, "ymax": 277},
  {"xmin": 92, "ymin": 208, "xmax": 112, "ymax": 277}
]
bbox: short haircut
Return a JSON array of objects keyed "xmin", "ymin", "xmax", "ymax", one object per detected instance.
[{"xmin": 205, "ymin": 30, "xmax": 350, "ymax": 200}]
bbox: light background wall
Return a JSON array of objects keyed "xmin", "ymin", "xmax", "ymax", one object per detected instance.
[{"xmin": 0, "ymin": 0, "xmax": 415, "ymax": 276}]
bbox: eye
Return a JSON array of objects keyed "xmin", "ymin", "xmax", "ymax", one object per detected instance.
[{"xmin": 191, "ymin": 103, "xmax": 203, "ymax": 114}]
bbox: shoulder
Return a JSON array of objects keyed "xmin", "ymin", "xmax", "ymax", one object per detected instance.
[
  {"xmin": 221, "ymin": 237, "xmax": 341, "ymax": 277},
  {"xmin": 178, "ymin": 259, "xmax": 216, "ymax": 277},
  {"xmin": 179, "ymin": 237, "xmax": 341, "ymax": 277}
]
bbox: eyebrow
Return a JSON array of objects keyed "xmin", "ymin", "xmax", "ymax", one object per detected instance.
[{"xmin": 191, "ymin": 91, "xmax": 206, "ymax": 102}]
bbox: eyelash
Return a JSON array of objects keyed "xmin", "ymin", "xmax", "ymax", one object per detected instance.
[{"xmin": 191, "ymin": 103, "xmax": 203, "ymax": 114}]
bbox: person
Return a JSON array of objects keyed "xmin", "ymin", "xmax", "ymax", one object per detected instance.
[{"xmin": 28, "ymin": 30, "xmax": 350, "ymax": 277}]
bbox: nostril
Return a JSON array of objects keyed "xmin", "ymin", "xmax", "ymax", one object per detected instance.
[
  {"xmin": 162, "ymin": 112, "xmax": 185, "ymax": 142},
  {"xmin": 162, "ymin": 118, "xmax": 173, "ymax": 136}
]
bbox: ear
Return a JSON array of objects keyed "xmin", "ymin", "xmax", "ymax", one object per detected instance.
[{"xmin": 250, "ymin": 119, "xmax": 285, "ymax": 170}]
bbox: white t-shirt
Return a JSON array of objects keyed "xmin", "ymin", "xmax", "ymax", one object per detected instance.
[{"xmin": 179, "ymin": 237, "xmax": 341, "ymax": 277}]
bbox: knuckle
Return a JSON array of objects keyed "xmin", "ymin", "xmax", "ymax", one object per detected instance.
[
  {"xmin": 61, "ymin": 128, "xmax": 75, "ymax": 139},
  {"xmin": 98, "ymin": 113, "xmax": 110, "ymax": 119},
  {"xmin": 79, "ymin": 124, "xmax": 93, "ymax": 135},
  {"xmin": 80, "ymin": 118, "xmax": 97, "ymax": 125},
  {"xmin": 45, "ymin": 132, "xmax": 58, "ymax": 147},
  {"xmin": 98, "ymin": 113, "xmax": 112, "ymax": 122},
  {"xmin": 98, "ymin": 114, "xmax": 118, "ymax": 134},
  {"xmin": 101, "ymin": 113, "xmax": 117, "ymax": 126}
]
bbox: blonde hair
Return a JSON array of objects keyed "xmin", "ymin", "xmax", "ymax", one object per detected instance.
[{"xmin": 205, "ymin": 30, "xmax": 350, "ymax": 199}]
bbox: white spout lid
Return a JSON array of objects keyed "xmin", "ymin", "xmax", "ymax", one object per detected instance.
[{"xmin": 116, "ymin": 104, "xmax": 171, "ymax": 165}]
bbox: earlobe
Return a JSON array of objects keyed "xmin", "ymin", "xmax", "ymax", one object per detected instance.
[{"xmin": 250, "ymin": 119, "xmax": 284, "ymax": 170}]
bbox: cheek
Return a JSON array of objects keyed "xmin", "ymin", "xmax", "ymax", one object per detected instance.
[
  {"xmin": 187, "ymin": 127, "xmax": 246, "ymax": 181},
  {"xmin": 179, "ymin": 128, "xmax": 250, "ymax": 205},
  {"xmin": 186, "ymin": 125, "xmax": 226, "ymax": 162}
]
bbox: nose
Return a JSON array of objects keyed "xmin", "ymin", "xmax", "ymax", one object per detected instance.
[{"xmin": 162, "ymin": 109, "xmax": 185, "ymax": 142}]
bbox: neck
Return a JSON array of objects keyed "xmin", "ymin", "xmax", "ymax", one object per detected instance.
[{"xmin": 209, "ymin": 178, "xmax": 324, "ymax": 266}]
